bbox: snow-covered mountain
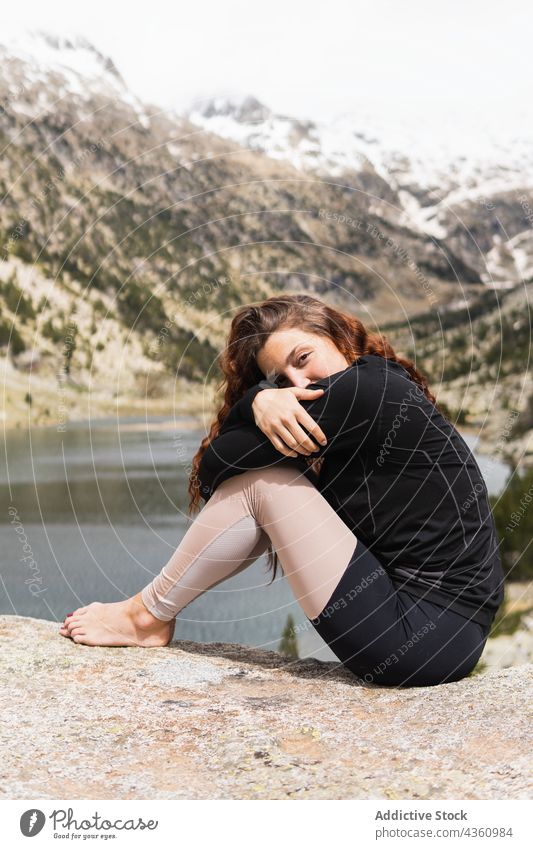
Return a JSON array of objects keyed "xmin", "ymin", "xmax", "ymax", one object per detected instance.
[
  {"xmin": 186, "ymin": 94, "xmax": 533, "ymax": 283},
  {"xmin": 186, "ymin": 93, "xmax": 533, "ymax": 201},
  {"xmin": 1, "ymin": 30, "xmax": 152, "ymax": 125},
  {"xmin": 2, "ymin": 30, "xmax": 532, "ymax": 288}
]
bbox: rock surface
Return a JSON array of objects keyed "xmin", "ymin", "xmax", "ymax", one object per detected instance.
[{"xmin": 0, "ymin": 615, "xmax": 531, "ymax": 800}]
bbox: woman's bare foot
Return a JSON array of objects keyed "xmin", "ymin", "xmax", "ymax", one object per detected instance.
[{"xmin": 58, "ymin": 592, "xmax": 175, "ymax": 647}]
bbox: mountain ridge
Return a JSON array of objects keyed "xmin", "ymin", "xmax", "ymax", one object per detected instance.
[{"xmin": 0, "ymin": 30, "xmax": 531, "ymax": 458}]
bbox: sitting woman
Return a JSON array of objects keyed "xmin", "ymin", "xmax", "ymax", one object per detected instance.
[{"xmin": 59, "ymin": 294, "xmax": 504, "ymax": 687}]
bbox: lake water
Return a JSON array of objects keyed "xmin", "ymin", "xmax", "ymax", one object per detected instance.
[{"xmin": 0, "ymin": 418, "xmax": 510, "ymax": 662}]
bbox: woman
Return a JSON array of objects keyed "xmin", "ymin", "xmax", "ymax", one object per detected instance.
[{"xmin": 59, "ymin": 294, "xmax": 504, "ymax": 687}]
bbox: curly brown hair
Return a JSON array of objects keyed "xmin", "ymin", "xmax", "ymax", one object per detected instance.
[{"xmin": 188, "ymin": 294, "xmax": 440, "ymax": 583}]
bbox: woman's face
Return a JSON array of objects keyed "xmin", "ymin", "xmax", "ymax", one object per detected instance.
[{"xmin": 255, "ymin": 328, "xmax": 353, "ymax": 388}]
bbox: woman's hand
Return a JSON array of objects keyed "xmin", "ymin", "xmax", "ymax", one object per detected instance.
[{"xmin": 251, "ymin": 386, "xmax": 328, "ymax": 457}]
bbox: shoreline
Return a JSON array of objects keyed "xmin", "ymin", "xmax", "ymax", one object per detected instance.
[
  {"xmin": 1, "ymin": 389, "xmax": 531, "ymax": 469},
  {"xmin": 1, "ymin": 409, "xmax": 526, "ymax": 454},
  {"xmin": 1, "ymin": 412, "xmax": 208, "ymax": 433}
]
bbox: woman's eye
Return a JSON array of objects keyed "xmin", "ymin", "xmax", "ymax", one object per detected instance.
[{"xmin": 275, "ymin": 353, "xmax": 310, "ymax": 386}]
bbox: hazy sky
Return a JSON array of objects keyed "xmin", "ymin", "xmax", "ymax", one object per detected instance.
[{"xmin": 4, "ymin": 0, "xmax": 532, "ymax": 128}]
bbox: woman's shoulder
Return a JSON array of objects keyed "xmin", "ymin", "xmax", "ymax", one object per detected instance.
[
  {"xmin": 308, "ymin": 353, "xmax": 392, "ymax": 388},
  {"xmin": 359, "ymin": 353, "xmax": 409, "ymax": 374},
  {"xmin": 308, "ymin": 353, "xmax": 410, "ymax": 394}
]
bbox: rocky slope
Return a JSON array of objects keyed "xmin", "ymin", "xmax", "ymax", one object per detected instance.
[
  {"xmin": 1, "ymin": 32, "xmax": 531, "ymax": 447},
  {"xmin": 0, "ymin": 615, "xmax": 531, "ymax": 799},
  {"xmin": 187, "ymin": 94, "xmax": 533, "ymax": 285}
]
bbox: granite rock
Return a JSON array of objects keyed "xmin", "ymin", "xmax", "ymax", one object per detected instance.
[{"xmin": 0, "ymin": 616, "xmax": 531, "ymax": 800}]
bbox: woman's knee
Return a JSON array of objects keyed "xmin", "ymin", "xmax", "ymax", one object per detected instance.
[
  {"xmin": 210, "ymin": 467, "xmax": 288, "ymax": 515},
  {"xmin": 243, "ymin": 464, "xmax": 319, "ymax": 520},
  {"xmin": 240, "ymin": 464, "xmax": 304, "ymax": 487}
]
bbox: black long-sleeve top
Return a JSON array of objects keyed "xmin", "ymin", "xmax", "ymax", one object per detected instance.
[{"xmin": 197, "ymin": 354, "xmax": 505, "ymax": 629}]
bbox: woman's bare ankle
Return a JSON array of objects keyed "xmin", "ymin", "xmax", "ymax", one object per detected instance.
[{"xmin": 128, "ymin": 592, "xmax": 171, "ymax": 631}]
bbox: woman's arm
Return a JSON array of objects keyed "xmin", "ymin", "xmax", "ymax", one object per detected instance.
[
  {"xmin": 220, "ymin": 378, "xmax": 280, "ymax": 428},
  {"xmin": 248, "ymin": 359, "xmax": 383, "ymax": 461},
  {"xmin": 197, "ymin": 421, "xmax": 311, "ymax": 502},
  {"xmin": 197, "ymin": 358, "xmax": 383, "ymax": 501}
]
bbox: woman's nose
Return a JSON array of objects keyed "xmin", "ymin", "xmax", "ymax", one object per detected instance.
[{"xmin": 285, "ymin": 368, "xmax": 311, "ymax": 388}]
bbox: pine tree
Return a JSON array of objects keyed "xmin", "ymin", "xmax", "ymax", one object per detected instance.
[{"xmin": 279, "ymin": 613, "xmax": 299, "ymax": 659}]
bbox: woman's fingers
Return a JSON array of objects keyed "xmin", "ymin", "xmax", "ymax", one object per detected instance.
[
  {"xmin": 254, "ymin": 386, "xmax": 328, "ymax": 455},
  {"xmin": 285, "ymin": 388, "xmax": 328, "ymax": 446},
  {"xmin": 288, "ymin": 387, "xmax": 326, "ymax": 398},
  {"xmin": 274, "ymin": 423, "xmax": 320, "ymax": 456},
  {"xmin": 270, "ymin": 436, "xmax": 299, "ymax": 457},
  {"xmin": 264, "ymin": 425, "xmax": 304, "ymax": 457},
  {"xmin": 295, "ymin": 409, "xmax": 328, "ymax": 447}
]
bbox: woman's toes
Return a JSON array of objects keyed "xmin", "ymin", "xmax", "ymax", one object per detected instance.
[
  {"xmin": 59, "ymin": 623, "xmax": 77, "ymax": 639},
  {"xmin": 72, "ymin": 633, "xmax": 86, "ymax": 644},
  {"xmin": 62, "ymin": 611, "xmax": 81, "ymax": 627},
  {"xmin": 64, "ymin": 607, "xmax": 88, "ymax": 623}
]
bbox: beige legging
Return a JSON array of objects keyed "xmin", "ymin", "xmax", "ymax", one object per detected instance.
[{"xmin": 141, "ymin": 465, "xmax": 359, "ymax": 622}]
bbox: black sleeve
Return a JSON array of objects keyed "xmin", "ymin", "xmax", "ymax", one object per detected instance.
[
  {"xmin": 197, "ymin": 377, "xmax": 301, "ymax": 501},
  {"xmin": 197, "ymin": 360, "xmax": 382, "ymax": 501},
  {"xmin": 294, "ymin": 360, "xmax": 383, "ymax": 458},
  {"xmin": 197, "ymin": 419, "xmax": 311, "ymax": 502},
  {"xmin": 219, "ymin": 378, "xmax": 279, "ymax": 428}
]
